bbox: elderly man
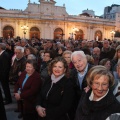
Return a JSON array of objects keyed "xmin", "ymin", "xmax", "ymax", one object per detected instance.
[
  {"xmin": 0, "ymin": 43, "xmax": 12, "ymax": 105},
  {"xmin": 9, "ymin": 46, "xmax": 26, "ymax": 85},
  {"xmin": 21, "ymin": 39, "xmax": 30, "ymax": 48},
  {"xmin": 70, "ymin": 51, "xmax": 93, "ymax": 119}
]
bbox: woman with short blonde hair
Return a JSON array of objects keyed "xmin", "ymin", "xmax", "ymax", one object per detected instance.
[{"xmin": 75, "ymin": 65, "xmax": 120, "ymax": 120}]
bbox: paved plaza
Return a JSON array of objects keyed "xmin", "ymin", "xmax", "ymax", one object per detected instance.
[{"xmin": 2, "ymin": 84, "xmax": 22, "ymax": 120}]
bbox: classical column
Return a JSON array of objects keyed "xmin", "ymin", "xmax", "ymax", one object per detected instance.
[
  {"xmin": 15, "ymin": 21, "xmax": 19, "ymax": 38},
  {"xmin": 0, "ymin": 19, "xmax": 2, "ymax": 37}
]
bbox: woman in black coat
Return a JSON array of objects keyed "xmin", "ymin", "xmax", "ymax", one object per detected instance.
[
  {"xmin": 75, "ymin": 65, "xmax": 120, "ymax": 120},
  {"xmin": 36, "ymin": 57, "xmax": 75, "ymax": 120}
]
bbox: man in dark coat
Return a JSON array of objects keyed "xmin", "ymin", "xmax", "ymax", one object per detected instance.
[
  {"xmin": 70, "ymin": 50, "xmax": 93, "ymax": 119},
  {"xmin": 0, "ymin": 43, "xmax": 12, "ymax": 105},
  {"xmin": 100, "ymin": 40, "xmax": 116, "ymax": 61},
  {"xmin": 9, "ymin": 46, "xmax": 26, "ymax": 84},
  {"xmin": 0, "ymin": 88, "xmax": 7, "ymax": 120}
]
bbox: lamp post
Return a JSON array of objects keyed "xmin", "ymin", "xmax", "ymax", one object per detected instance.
[
  {"xmin": 21, "ymin": 25, "xmax": 29, "ymax": 38},
  {"xmin": 110, "ymin": 31, "xmax": 115, "ymax": 41}
]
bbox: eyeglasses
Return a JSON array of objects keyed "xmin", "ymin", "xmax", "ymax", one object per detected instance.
[{"xmin": 92, "ymin": 82, "xmax": 109, "ymax": 88}]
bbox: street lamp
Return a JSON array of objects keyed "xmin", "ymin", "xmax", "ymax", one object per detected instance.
[
  {"xmin": 21, "ymin": 25, "xmax": 29, "ymax": 38},
  {"xmin": 110, "ymin": 30, "xmax": 115, "ymax": 40}
]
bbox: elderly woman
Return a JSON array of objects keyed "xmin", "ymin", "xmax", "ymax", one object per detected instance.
[
  {"xmin": 75, "ymin": 65, "xmax": 120, "ymax": 120},
  {"xmin": 36, "ymin": 57, "xmax": 74, "ymax": 120},
  {"xmin": 14, "ymin": 59, "xmax": 42, "ymax": 120}
]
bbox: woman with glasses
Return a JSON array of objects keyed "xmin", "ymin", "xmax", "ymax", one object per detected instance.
[{"xmin": 75, "ymin": 65, "xmax": 120, "ymax": 120}]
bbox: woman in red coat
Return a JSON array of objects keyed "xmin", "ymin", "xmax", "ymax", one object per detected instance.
[{"xmin": 14, "ymin": 59, "xmax": 42, "ymax": 120}]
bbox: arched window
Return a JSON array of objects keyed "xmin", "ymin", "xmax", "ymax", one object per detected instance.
[
  {"xmin": 95, "ymin": 30, "xmax": 102, "ymax": 41},
  {"xmin": 29, "ymin": 27, "xmax": 40, "ymax": 39},
  {"xmin": 54, "ymin": 28, "xmax": 64, "ymax": 40},
  {"xmin": 3, "ymin": 26, "xmax": 14, "ymax": 39}
]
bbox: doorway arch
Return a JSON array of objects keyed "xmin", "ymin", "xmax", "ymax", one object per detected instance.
[
  {"xmin": 29, "ymin": 27, "xmax": 40, "ymax": 39},
  {"xmin": 74, "ymin": 29, "xmax": 84, "ymax": 40},
  {"xmin": 95, "ymin": 30, "xmax": 102, "ymax": 41},
  {"xmin": 54, "ymin": 28, "xmax": 64, "ymax": 40},
  {"xmin": 3, "ymin": 26, "xmax": 14, "ymax": 39}
]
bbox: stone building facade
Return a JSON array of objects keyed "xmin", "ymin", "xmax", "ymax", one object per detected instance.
[{"xmin": 0, "ymin": 0, "xmax": 115, "ymax": 40}]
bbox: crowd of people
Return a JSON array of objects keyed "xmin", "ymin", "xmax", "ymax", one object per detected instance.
[{"xmin": 0, "ymin": 37, "xmax": 120, "ymax": 120}]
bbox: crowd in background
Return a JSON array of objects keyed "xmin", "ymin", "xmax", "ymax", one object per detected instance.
[{"xmin": 0, "ymin": 37, "xmax": 120, "ymax": 120}]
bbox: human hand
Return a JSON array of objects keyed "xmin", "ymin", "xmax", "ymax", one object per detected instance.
[
  {"xmin": 14, "ymin": 93, "xmax": 21, "ymax": 100},
  {"xmin": 36, "ymin": 106, "xmax": 46, "ymax": 117},
  {"xmin": 18, "ymin": 71, "xmax": 22, "ymax": 76},
  {"xmin": 84, "ymin": 86, "xmax": 90, "ymax": 93}
]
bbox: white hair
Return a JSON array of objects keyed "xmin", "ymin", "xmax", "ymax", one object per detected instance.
[
  {"xmin": 27, "ymin": 54, "xmax": 36, "ymax": 60},
  {"xmin": 15, "ymin": 46, "xmax": 24, "ymax": 53},
  {"xmin": 71, "ymin": 50, "xmax": 86, "ymax": 62}
]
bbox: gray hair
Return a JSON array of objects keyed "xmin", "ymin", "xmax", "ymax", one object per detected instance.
[
  {"xmin": 0, "ymin": 43, "xmax": 6, "ymax": 50},
  {"xmin": 21, "ymin": 39, "xmax": 27, "ymax": 43},
  {"xmin": 15, "ymin": 46, "xmax": 24, "ymax": 53},
  {"xmin": 62, "ymin": 50, "xmax": 72, "ymax": 57},
  {"xmin": 71, "ymin": 50, "xmax": 86, "ymax": 62},
  {"xmin": 27, "ymin": 54, "xmax": 36, "ymax": 60}
]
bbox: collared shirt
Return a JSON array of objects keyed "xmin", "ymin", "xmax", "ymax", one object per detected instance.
[
  {"xmin": 0, "ymin": 50, "xmax": 5, "ymax": 55},
  {"xmin": 77, "ymin": 64, "xmax": 88, "ymax": 89},
  {"xmin": 113, "ymin": 80, "xmax": 120, "ymax": 95},
  {"xmin": 89, "ymin": 89, "xmax": 109, "ymax": 101}
]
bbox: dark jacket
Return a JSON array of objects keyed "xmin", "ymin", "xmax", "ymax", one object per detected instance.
[
  {"xmin": 14, "ymin": 71, "xmax": 42, "ymax": 113},
  {"xmin": 0, "ymin": 51, "xmax": 12, "ymax": 102},
  {"xmin": 9, "ymin": 57, "xmax": 26, "ymax": 81},
  {"xmin": 0, "ymin": 88, "xmax": 7, "ymax": 120},
  {"xmin": 75, "ymin": 89, "xmax": 120, "ymax": 120},
  {"xmin": 69, "ymin": 64, "xmax": 93, "ymax": 120},
  {"xmin": 70, "ymin": 64, "xmax": 93, "ymax": 106},
  {"xmin": 36, "ymin": 76, "xmax": 75, "ymax": 120},
  {"xmin": 100, "ymin": 47, "xmax": 116, "ymax": 61}
]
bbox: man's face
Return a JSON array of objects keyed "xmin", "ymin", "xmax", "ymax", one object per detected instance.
[
  {"xmin": 72, "ymin": 54, "xmax": 87, "ymax": 73},
  {"xmin": 21, "ymin": 41, "xmax": 26, "ymax": 47},
  {"xmin": 103, "ymin": 41, "xmax": 109, "ymax": 49},
  {"xmin": 15, "ymin": 49, "xmax": 23, "ymax": 59},
  {"xmin": 47, "ymin": 41, "xmax": 52, "ymax": 48},
  {"xmin": 93, "ymin": 49, "xmax": 100, "ymax": 56}
]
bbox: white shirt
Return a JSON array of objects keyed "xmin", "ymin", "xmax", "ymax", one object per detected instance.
[
  {"xmin": 89, "ymin": 89, "xmax": 109, "ymax": 101},
  {"xmin": 113, "ymin": 79, "xmax": 120, "ymax": 102},
  {"xmin": 0, "ymin": 50, "xmax": 5, "ymax": 55}
]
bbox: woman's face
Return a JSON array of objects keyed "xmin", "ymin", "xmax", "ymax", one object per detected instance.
[
  {"xmin": 63, "ymin": 54, "xmax": 71, "ymax": 64},
  {"xmin": 58, "ymin": 48, "xmax": 63, "ymax": 54},
  {"xmin": 104, "ymin": 60, "xmax": 111, "ymax": 70},
  {"xmin": 91, "ymin": 75, "xmax": 109, "ymax": 100},
  {"xmin": 25, "ymin": 49, "xmax": 31, "ymax": 55},
  {"xmin": 26, "ymin": 63, "xmax": 35, "ymax": 75},
  {"xmin": 52, "ymin": 61, "xmax": 66, "ymax": 78},
  {"xmin": 117, "ymin": 50, "xmax": 120, "ymax": 58}
]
